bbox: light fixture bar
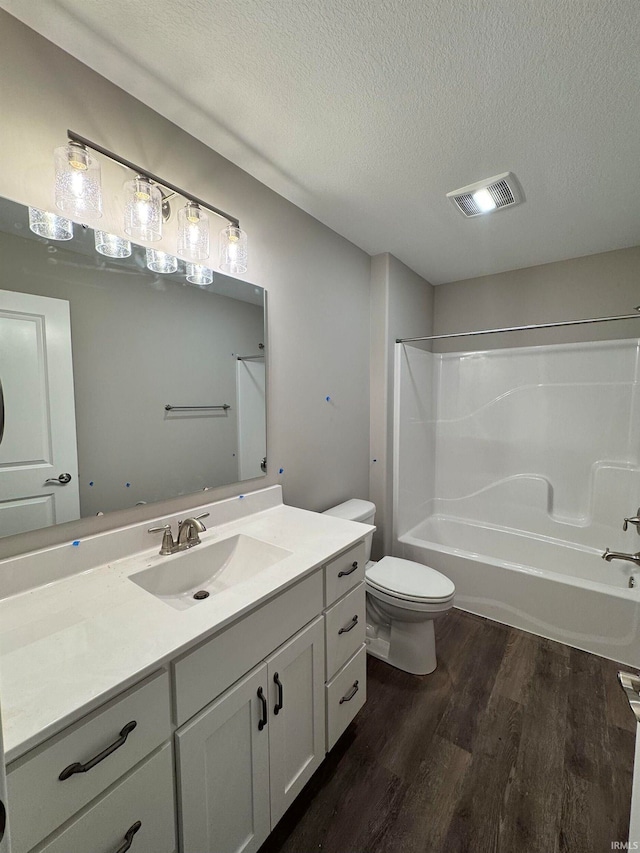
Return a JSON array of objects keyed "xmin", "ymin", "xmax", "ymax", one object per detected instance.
[{"xmin": 67, "ymin": 129, "xmax": 240, "ymax": 228}]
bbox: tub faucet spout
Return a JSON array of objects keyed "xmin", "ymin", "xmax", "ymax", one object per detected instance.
[{"xmin": 602, "ymin": 548, "xmax": 640, "ymax": 567}]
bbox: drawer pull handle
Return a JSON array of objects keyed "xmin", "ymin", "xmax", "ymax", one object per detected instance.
[
  {"xmin": 338, "ymin": 615, "xmax": 359, "ymax": 635},
  {"xmin": 58, "ymin": 720, "xmax": 137, "ymax": 780},
  {"xmin": 340, "ymin": 681, "xmax": 359, "ymax": 704},
  {"xmin": 115, "ymin": 820, "xmax": 142, "ymax": 853},
  {"xmin": 273, "ymin": 672, "xmax": 284, "ymax": 715},
  {"xmin": 338, "ymin": 561, "xmax": 359, "ymax": 578},
  {"xmin": 257, "ymin": 687, "xmax": 268, "ymax": 730}
]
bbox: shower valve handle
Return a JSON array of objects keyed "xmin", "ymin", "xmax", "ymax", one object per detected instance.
[{"xmin": 623, "ymin": 509, "xmax": 640, "ymax": 532}]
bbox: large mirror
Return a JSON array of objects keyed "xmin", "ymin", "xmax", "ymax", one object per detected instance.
[{"xmin": 0, "ymin": 196, "xmax": 266, "ymax": 538}]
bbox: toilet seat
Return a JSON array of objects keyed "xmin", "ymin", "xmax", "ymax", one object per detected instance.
[{"xmin": 366, "ymin": 556, "xmax": 455, "ymax": 604}]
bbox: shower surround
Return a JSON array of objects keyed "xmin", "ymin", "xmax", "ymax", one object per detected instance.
[{"xmin": 394, "ymin": 338, "xmax": 640, "ymax": 666}]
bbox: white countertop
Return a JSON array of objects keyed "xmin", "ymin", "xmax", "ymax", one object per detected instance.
[{"xmin": 0, "ymin": 495, "xmax": 372, "ymax": 764}]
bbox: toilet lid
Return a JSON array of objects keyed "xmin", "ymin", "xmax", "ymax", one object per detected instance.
[{"xmin": 366, "ymin": 556, "xmax": 455, "ymax": 602}]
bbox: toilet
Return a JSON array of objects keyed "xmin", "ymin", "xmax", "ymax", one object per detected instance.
[{"xmin": 323, "ymin": 499, "xmax": 455, "ymax": 675}]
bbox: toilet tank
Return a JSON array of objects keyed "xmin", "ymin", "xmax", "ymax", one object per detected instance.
[{"xmin": 323, "ymin": 499, "xmax": 376, "ymax": 563}]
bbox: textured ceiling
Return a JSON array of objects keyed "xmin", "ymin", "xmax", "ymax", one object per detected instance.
[{"xmin": 2, "ymin": 0, "xmax": 640, "ymax": 284}]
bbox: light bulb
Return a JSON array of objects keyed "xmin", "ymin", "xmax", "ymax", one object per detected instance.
[{"xmin": 472, "ymin": 188, "xmax": 497, "ymax": 213}]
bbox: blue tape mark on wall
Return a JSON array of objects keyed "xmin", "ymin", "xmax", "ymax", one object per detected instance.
[
  {"xmin": 89, "ymin": 481, "xmax": 94, "ymax": 486},
  {"xmin": 72, "ymin": 540, "xmax": 80, "ymax": 547},
  {"xmin": 126, "ymin": 483, "xmax": 131, "ymax": 488},
  {"xmin": 279, "ymin": 468, "xmax": 284, "ymax": 474}
]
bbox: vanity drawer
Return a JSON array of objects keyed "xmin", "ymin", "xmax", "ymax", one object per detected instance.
[
  {"xmin": 325, "ymin": 644, "xmax": 367, "ymax": 751},
  {"xmin": 173, "ymin": 569, "xmax": 323, "ymax": 725},
  {"xmin": 7, "ymin": 670, "xmax": 171, "ymax": 853},
  {"xmin": 325, "ymin": 582, "xmax": 366, "ymax": 680},
  {"xmin": 324, "ymin": 542, "xmax": 366, "ymax": 607},
  {"xmin": 37, "ymin": 743, "xmax": 176, "ymax": 853}
]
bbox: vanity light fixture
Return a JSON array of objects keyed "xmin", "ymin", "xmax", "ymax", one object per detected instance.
[
  {"xmin": 95, "ymin": 230, "xmax": 132, "ymax": 258},
  {"xmin": 186, "ymin": 263, "xmax": 213, "ymax": 286},
  {"xmin": 55, "ymin": 131, "xmax": 249, "ymax": 273},
  {"xmin": 146, "ymin": 248, "xmax": 178, "ymax": 274},
  {"xmin": 177, "ymin": 202, "xmax": 209, "ymax": 261},
  {"xmin": 54, "ymin": 142, "xmax": 103, "ymax": 220},
  {"xmin": 28, "ymin": 207, "xmax": 73, "ymax": 240},
  {"xmin": 219, "ymin": 224, "xmax": 248, "ymax": 275}
]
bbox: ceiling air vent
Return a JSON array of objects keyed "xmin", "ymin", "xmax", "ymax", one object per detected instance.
[{"xmin": 447, "ymin": 172, "xmax": 523, "ymax": 217}]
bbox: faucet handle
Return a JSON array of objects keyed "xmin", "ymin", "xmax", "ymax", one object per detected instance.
[
  {"xmin": 623, "ymin": 509, "xmax": 640, "ymax": 532},
  {"xmin": 148, "ymin": 524, "xmax": 176, "ymax": 555},
  {"xmin": 193, "ymin": 512, "xmax": 209, "ymax": 528}
]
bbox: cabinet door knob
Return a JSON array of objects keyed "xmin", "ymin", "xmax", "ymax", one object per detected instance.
[
  {"xmin": 273, "ymin": 672, "xmax": 284, "ymax": 715},
  {"xmin": 257, "ymin": 687, "xmax": 268, "ymax": 730}
]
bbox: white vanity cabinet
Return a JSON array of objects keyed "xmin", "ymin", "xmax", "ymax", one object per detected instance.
[
  {"xmin": 1, "ymin": 518, "xmax": 371, "ymax": 853},
  {"xmin": 175, "ymin": 616, "xmax": 326, "ymax": 853}
]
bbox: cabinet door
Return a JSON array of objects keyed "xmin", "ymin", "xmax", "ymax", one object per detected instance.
[
  {"xmin": 175, "ymin": 664, "xmax": 270, "ymax": 853},
  {"xmin": 267, "ymin": 617, "xmax": 326, "ymax": 826}
]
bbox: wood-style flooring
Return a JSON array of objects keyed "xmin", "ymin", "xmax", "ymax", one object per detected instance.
[{"xmin": 259, "ymin": 609, "xmax": 636, "ymax": 853}]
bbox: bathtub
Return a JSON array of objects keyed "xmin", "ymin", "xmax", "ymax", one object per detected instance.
[{"xmin": 397, "ymin": 515, "xmax": 640, "ymax": 667}]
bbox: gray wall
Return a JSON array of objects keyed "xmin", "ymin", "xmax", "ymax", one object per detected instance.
[
  {"xmin": 0, "ymin": 11, "xmax": 371, "ymax": 558},
  {"xmin": 433, "ymin": 246, "xmax": 640, "ymax": 351},
  {"xmin": 370, "ymin": 254, "xmax": 434, "ymax": 557},
  {"xmin": 0, "ymin": 229, "xmax": 264, "ymax": 516}
]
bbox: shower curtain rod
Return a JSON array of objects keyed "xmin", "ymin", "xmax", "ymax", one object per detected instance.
[{"xmin": 396, "ymin": 308, "xmax": 640, "ymax": 344}]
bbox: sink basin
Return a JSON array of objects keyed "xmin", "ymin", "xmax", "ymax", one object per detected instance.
[{"xmin": 129, "ymin": 534, "xmax": 292, "ymax": 610}]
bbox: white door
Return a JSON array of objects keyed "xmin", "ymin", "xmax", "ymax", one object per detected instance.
[
  {"xmin": 267, "ymin": 617, "xmax": 326, "ymax": 827},
  {"xmin": 175, "ymin": 663, "xmax": 270, "ymax": 853},
  {"xmin": 236, "ymin": 359, "xmax": 266, "ymax": 480},
  {"xmin": 0, "ymin": 290, "xmax": 79, "ymax": 537}
]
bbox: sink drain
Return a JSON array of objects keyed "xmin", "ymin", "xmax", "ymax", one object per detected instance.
[{"xmin": 193, "ymin": 590, "xmax": 210, "ymax": 600}]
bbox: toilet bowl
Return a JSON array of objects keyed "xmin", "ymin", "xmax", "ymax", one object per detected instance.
[{"xmin": 323, "ymin": 500, "xmax": 455, "ymax": 675}]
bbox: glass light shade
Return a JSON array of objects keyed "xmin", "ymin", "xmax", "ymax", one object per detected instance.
[
  {"xmin": 94, "ymin": 230, "xmax": 132, "ymax": 258},
  {"xmin": 28, "ymin": 207, "xmax": 73, "ymax": 240},
  {"xmin": 219, "ymin": 225, "xmax": 248, "ymax": 275},
  {"xmin": 177, "ymin": 202, "xmax": 209, "ymax": 260},
  {"xmin": 146, "ymin": 248, "xmax": 178, "ymax": 274},
  {"xmin": 186, "ymin": 263, "xmax": 213, "ymax": 286},
  {"xmin": 54, "ymin": 143, "xmax": 103, "ymax": 220},
  {"xmin": 124, "ymin": 177, "xmax": 162, "ymax": 241}
]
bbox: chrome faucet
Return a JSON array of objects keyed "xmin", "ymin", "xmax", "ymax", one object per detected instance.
[
  {"xmin": 177, "ymin": 514, "xmax": 209, "ymax": 549},
  {"xmin": 148, "ymin": 512, "xmax": 209, "ymax": 555},
  {"xmin": 602, "ymin": 548, "xmax": 640, "ymax": 567}
]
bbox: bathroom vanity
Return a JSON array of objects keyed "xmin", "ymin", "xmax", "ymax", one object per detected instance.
[{"xmin": 0, "ymin": 486, "xmax": 372, "ymax": 853}]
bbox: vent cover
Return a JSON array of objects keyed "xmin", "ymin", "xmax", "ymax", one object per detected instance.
[{"xmin": 447, "ymin": 172, "xmax": 523, "ymax": 217}]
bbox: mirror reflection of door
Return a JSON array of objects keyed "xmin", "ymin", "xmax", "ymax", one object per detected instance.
[
  {"xmin": 0, "ymin": 289, "xmax": 80, "ymax": 537},
  {"xmin": 236, "ymin": 358, "xmax": 266, "ymax": 480}
]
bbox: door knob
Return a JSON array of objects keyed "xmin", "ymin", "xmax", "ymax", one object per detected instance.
[{"xmin": 45, "ymin": 473, "xmax": 72, "ymax": 485}]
